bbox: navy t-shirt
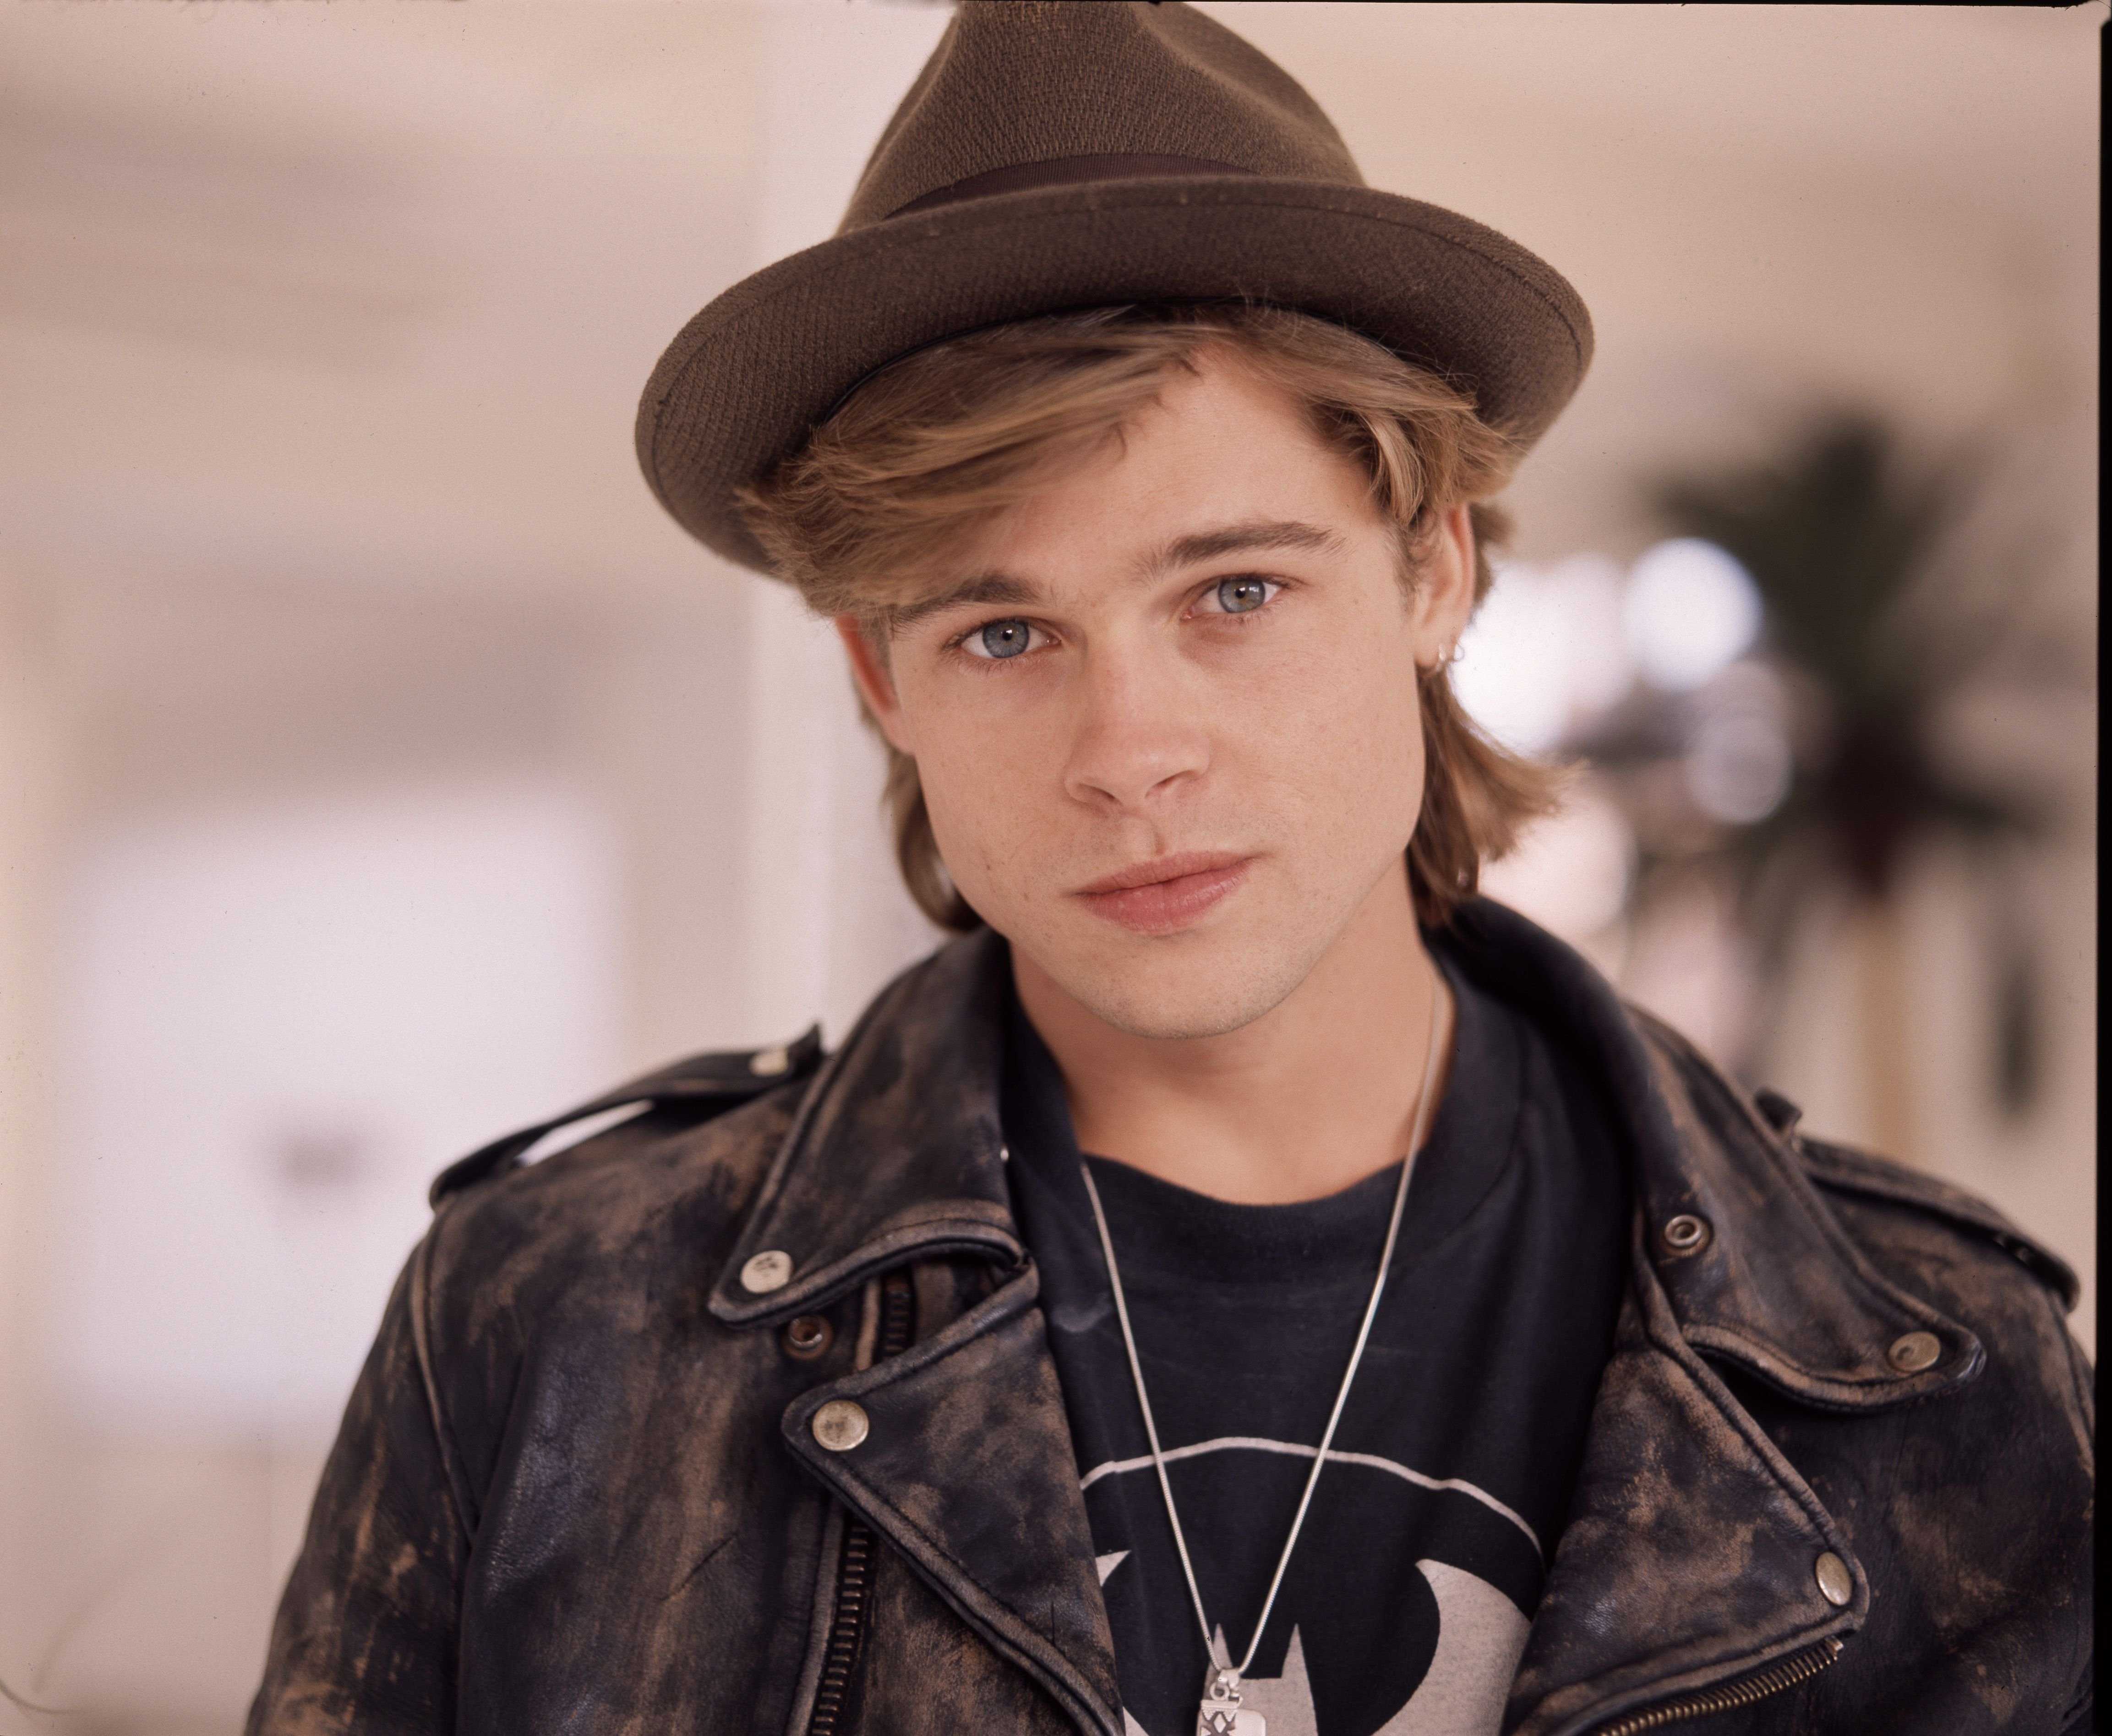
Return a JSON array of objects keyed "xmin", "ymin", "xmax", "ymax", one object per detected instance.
[{"xmin": 1001, "ymin": 954, "xmax": 1631, "ymax": 1736}]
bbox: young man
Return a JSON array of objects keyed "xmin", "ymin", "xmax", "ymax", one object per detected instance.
[{"xmin": 251, "ymin": 7, "xmax": 2091, "ymax": 1735}]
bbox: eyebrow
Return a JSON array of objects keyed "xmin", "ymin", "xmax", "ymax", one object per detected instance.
[
  {"xmin": 887, "ymin": 572, "xmax": 1041, "ymax": 632},
  {"xmin": 884, "ymin": 519, "xmax": 1343, "ymax": 633},
  {"xmin": 1152, "ymin": 519, "xmax": 1344, "ymax": 571}
]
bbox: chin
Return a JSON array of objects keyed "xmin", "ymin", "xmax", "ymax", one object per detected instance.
[{"xmin": 1030, "ymin": 923, "xmax": 1326, "ymax": 1042}]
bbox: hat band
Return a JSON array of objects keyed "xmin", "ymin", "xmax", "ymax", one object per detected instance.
[{"xmin": 884, "ymin": 153, "xmax": 1257, "ymax": 221}]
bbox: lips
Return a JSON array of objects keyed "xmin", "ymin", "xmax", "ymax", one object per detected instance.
[{"xmin": 1073, "ymin": 851, "xmax": 1251, "ymax": 935}]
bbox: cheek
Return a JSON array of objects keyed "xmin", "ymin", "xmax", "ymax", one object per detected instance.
[
  {"xmin": 895, "ymin": 680, "xmax": 1057, "ymax": 889},
  {"xmin": 1242, "ymin": 617, "xmax": 1428, "ymax": 837}
]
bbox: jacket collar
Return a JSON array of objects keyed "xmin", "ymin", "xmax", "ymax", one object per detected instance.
[
  {"xmin": 1440, "ymin": 899, "xmax": 1981, "ymax": 1408},
  {"xmin": 709, "ymin": 928, "xmax": 1022, "ymax": 1329},
  {"xmin": 715, "ymin": 902, "xmax": 1979, "ymax": 1408}
]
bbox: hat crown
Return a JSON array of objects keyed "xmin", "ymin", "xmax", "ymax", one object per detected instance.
[{"xmin": 840, "ymin": 0, "xmax": 1364, "ymax": 234}]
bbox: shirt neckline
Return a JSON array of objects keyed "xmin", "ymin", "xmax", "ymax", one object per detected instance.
[{"xmin": 1002, "ymin": 946, "xmax": 1529, "ymax": 1290}]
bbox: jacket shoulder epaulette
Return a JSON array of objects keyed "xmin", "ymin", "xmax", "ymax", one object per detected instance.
[
  {"xmin": 427, "ymin": 1026, "xmax": 825, "ymax": 1206},
  {"xmin": 1757, "ymin": 1087, "xmax": 2080, "ymax": 1312}
]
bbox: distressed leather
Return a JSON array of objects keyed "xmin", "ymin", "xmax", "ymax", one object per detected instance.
[{"xmin": 249, "ymin": 901, "xmax": 2092, "ymax": 1736}]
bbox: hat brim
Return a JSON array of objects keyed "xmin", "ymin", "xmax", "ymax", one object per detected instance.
[{"xmin": 636, "ymin": 175, "xmax": 1593, "ymax": 573}]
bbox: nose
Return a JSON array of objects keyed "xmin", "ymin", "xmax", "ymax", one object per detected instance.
[{"xmin": 1060, "ymin": 639, "xmax": 1211, "ymax": 813}]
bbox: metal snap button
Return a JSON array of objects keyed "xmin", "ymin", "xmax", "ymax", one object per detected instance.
[
  {"xmin": 1659, "ymin": 1213, "xmax": 1712, "ymax": 1256},
  {"xmin": 740, "ymin": 1249, "xmax": 794, "ymax": 1294},
  {"xmin": 782, "ymin": 1315, "xmax": 834, "ymax": 1361},
  {"xmin": 749, "ymin": 1045, "xmax": 791, "ymax": 1078},
  {"xmin": 1814, "ymin": 1551, "xmax": 1852, "ymax": 1606},
  {"xmin": 811, "ymin": 1399, "xmax": 869, "ymax": 1452},
  {"xmin": 1887, "ymin": 1331, "xmax": 1942, "ymax": 1374}
]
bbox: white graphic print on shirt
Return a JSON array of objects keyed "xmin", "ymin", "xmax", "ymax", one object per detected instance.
[{"xmin": 1085, "ymin": 1441, "xmax": 1534, "ymax": 1736}]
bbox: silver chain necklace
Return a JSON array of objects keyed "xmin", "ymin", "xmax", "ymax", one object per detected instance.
[{"xmin": 1079, "ymin": 984, "xmax": 1447, "ymax": 1736}]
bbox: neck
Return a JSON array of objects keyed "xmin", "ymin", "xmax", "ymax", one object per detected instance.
[{"xmin": 1011, "ymin": 868, "xmax": 1454, "ymax": 1205}]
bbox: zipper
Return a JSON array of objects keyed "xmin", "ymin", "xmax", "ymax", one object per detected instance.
[
  {"xmin": 1591, "ymin": 1637, "xmax": 1844, "ymax": 1736},
  {"xmin": 805, "ymin": 1270, "xmax": 917, "ymax": 1736}
]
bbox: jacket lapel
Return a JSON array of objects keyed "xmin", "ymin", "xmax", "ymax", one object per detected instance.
[
  {"xmin": 1442, "ymin": 903, "xmax": 1982, "ymax": 1734},
  {"xmin": 709, "ymin": 930, "xmax": 1123, "ymax": 1735},
  {"xmin": 1504, "ymin": 1236, "xmax": 1862, "ymax": 1736},
  {"xmin": 784, "ymin": 1268, "xmax": 1125, "ymax": 1736}
]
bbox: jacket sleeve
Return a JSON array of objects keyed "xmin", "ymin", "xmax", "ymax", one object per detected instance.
[{"xmin": 248, "ymin": 1239, "xmax": 467, "ymax": 1735}]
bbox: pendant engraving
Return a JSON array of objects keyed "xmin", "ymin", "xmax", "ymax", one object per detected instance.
[{"xmin": 1196, "ymin": 1670, "xmax": 1266, "ymax": 1736}]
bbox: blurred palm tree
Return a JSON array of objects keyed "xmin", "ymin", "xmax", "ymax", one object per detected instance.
[{"xmin": 1591, "ymin": 415, "xmax": 2080, "ymax": 1157}]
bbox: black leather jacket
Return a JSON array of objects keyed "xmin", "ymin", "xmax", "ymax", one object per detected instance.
[{"xmin": 250, "ymin": 901, "xmax": 2092, "ymax": 1735}]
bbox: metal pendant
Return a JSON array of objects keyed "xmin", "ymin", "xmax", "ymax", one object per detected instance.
[{"xmin": 1196, "ymin": 1669, "xmax": 1266, "ymax": 1736}]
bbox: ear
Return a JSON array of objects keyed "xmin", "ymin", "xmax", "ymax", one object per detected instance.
[
  {"xmin": 1413, "ymin": 502, "xmax": 1479, "ymax": 669},
  {"xmin": 835, "ymin": 617, "xmax": 916, "ymax": 755}
]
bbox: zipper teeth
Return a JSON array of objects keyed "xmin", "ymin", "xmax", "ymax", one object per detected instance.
[
  {"xmin": 806, "ymin": 1273, "xmax": 917, "ymax": 1736},
  {"xmin": 874, "ymin": 1271, "xmax": 916, "ymax": 1359},
  {"xmin": 805, "ymin": 1526, "xmax": 873, "ymax": 1736},
  {"xmin": 1593, "ymin": 1637, "xmax": 1845, "ymax": 1736}
]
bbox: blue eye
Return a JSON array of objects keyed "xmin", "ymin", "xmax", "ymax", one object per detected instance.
[
  {"xmin": 978, "ymin": 619, "xmax": 1032, "ymax": 659},
  {"xmin": 1214, "ymin": 577, "xmax": 1272, "ymax": 614}
]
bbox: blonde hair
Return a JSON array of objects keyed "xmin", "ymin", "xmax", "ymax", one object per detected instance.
[{"xmin": 741, "ymin": 302, "xmax": 1561, "ymax": 931}]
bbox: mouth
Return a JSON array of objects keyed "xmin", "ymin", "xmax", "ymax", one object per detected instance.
[{"xmin": 1072, "ymin": 851, "xmax": 1252, "ymax": 936}]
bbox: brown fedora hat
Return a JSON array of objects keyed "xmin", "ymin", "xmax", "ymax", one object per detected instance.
[{"xmin": 637, "ymin": 0, "xmax": 1593, "ymax": 574}]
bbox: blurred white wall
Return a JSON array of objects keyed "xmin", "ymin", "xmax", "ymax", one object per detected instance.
[
  {"xmin": 0, "ymin": 3, "xmax": 2096, "ymax": 1729},
  {"xmin": 54, "ymin": 780, "xmax": 621, "ymax": 1437}
]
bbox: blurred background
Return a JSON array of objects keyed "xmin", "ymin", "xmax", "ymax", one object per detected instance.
[{"xmin": 0, "ymin": 2, "xmax": 2096, "ymax": 1728}]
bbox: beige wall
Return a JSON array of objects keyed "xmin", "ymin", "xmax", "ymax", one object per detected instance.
[{"xmin": 0, "ymin": 4, "xmax": 2096, "ymax": 1729}]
